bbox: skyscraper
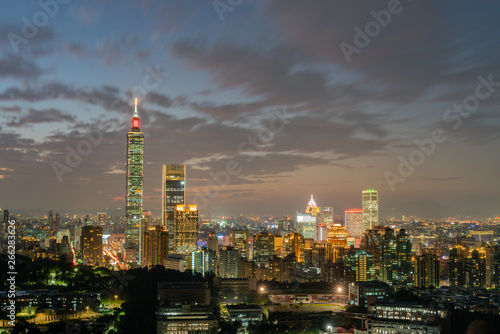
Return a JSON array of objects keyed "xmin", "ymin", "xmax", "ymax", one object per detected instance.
[
  {"xmin": 218, "ymin": 246, "xmax": 241, "ymax": 278},
  {"xmin": 284, "ymin": 232, "xmax": 305, "ymax": 263},
  {"xmin": 395, "ymin": 229, "xmax": 413, "ymax": 286},
  {"xmin": 55, "ymin": 212, "xmax": 60, "ymax": 231},
  {"xmin": 362, "ymin": 189, "xmax": 378, "ymax": 230},
  {"xmin": 414, "ymin": 254, "xmax": 440, "ymax": 288},
  {"xmin": 2, "ymin": 210, "xmax": 8, "ymax": 233},
  {"xmin": 173, "ymin": 204, "xmax": 199, "ymax": 255},
  {"xmin": 317, "ymin": 207, "xmax": 333, "ymax": 225},
  {"xmin": 81, "ymin": 225, "xmax": 103, "ymax": 267},
  {"xmin": 230, "ymin": 230, "xmax": 249, "ymax": 258},
  {"xmin": 345, "ymin": 209, "xmax": 363, "ymax": 238},
  {"xmin": 48, "ymin": 210, "xmax": 54, "ymax": 230},
  {"xmin": 253, "ymin": 232, "xmax": 274, "ymax": 263},
  {"xmin": 162, "ymin": 164, "xmax": 185, "ymax": 252},
  {"xmin": 125, "ymin": 99, "xmax": 144, "ymax": 263},
  {"xmin": 142, "ymin": 226, "xmax": 169, "ymax": 267}
]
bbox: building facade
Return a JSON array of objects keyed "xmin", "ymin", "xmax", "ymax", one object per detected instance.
[
  {"xmin": 362, "ymin": 189, "xmax": 378, "ymax": 230},
  {"xmin": 125, "ymin": 99, "xmax": 144, "ymax": 262},
  {"xmin": 162, "ymin": 164, "xmax": 185, "ymax": 252},
  {"xmin": 173, "ymin": 204, "xmax": 198, "ymax": 255}
]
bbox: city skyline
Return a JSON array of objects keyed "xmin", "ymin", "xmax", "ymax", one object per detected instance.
[{"xmin": 1, "ymin": 1, "xmax": 500, "ymax": 218}]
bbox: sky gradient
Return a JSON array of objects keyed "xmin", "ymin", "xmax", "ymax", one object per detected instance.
[{"xmin": 1, "ymin": 0, "xmax": 500, "ymax": 218}]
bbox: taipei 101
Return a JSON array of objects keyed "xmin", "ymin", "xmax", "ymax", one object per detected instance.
[{"xmin": 1, "ymin": 1, "xmax": 500, "ymax": 333}]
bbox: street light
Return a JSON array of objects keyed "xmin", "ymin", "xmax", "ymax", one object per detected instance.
[
  {"xmin": 114, "ymin": 295, "xmax": 118, "ymax": 305},
  {"xmin": 337, "ymin": 287, "xmax": 342, "ymax": 293}
]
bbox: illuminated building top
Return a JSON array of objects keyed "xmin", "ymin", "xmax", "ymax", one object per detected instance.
[{"xmin": 132, "ymin": 98, "xmax": 140, "ymax": 130}]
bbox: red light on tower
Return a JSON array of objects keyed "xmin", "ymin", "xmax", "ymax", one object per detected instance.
[{"xmin": 132, "ymin": 118, "xmax": 139, "ymax": 128}]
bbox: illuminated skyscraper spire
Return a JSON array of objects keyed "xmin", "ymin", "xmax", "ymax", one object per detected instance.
[
  {"xmin": 307, "ymin": 194, "xmax": 317, "ymax": 209},
  {"xmin": 132, "ymin": 98, "xmax": 140, "ymax": 130},
  {"xmin": 133, "ymin": 98, "xmax": 139, "ymax": 117}
]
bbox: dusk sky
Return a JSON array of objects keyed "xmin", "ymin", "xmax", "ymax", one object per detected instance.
[{"xmin": 1, "ymin": 0, "xmax": 500, "ymax": 218}]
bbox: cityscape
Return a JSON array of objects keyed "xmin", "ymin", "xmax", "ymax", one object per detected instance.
[{"xmin": 1, "ymin": 1, "xmax": 500, "ymax": 334}]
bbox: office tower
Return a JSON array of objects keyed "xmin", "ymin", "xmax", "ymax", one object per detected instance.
[
  {"xmin": 173, "ymin": 204, "xmax": 199, "ymax": 255},
  {"xmin": 317, "ymin": 207, "xmax": 334, "ymax": 225},
  {"xmin": 207, "ymin": 231, "xmax": 218, "ymax": 252},
  {"xmin": 283, "ymin": 232, "xmax": 305, "ymax": 263},
  {"xmin": 297, "ymin": 213, "xmax": 317, "ymax": 240},
  {"xmin": 395, "ymin": 229, "xmax": 413, "ymax": 286},
  {"xmin": 362, "ymin": 189, "xmax": 378, "ymax": 230},
  {"xmin": 125, "ymin": 99, "xmax": 144, "ymax": 262},
  {"xmin": 218, "ymin": 246, "xmax": 241, "ymax": 278},
  {"xmin": 162, "ymin": 164, "xmax": 185, "ymax": 252},
  {"xmin": 97, "ymin": 212, "xmax": 106, "ymax": 226},
  {"xmin": 345, "ymin": 209, "xmax": 363, "ymax": 238},
  {"xmin": 81, "ymin": 225, "xmax": 103, "ymax": 267},
  {"xmin": 142, "ymin": 226, "xmax": 169, "ymax": 268},
  {"xmin": 252, "ymin": 232, "xmax": 274, "ymax": 263},
  {"xmin": 192, "ymin": 247, "xmax": 216, "ymax": 277},
  {"xmin": 414, "ymin": 254, "xmax": 440, "ymax": 288},
  {"xmin": 230, "ymin": 230, "xmax": 249, "ymax": 258}
]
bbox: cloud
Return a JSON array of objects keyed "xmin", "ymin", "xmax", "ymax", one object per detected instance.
[
  {"xmin": 0, "ymin": 54, "xmax": 43, "ymax": 79},
  {"xmin": 7, "ymin": 108, "xmax": 76, "ymax": 127}
]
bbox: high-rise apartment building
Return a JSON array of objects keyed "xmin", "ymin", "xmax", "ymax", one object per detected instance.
[
  {"xmin": 125, "ymin": 99, "xmax": 144, "ymax": 262},
  {"xmin": 173, "ymin": 204, "xmax": 198, "ymax": 255},
  {"xmin": 345, "ymin": 249, "xmax": 375, "ymax": 282},
  {"xmin": 162, "ymin": 164, "xmax": 185, "ymax": 252},
  {"xmin": 230, "ymin": 230, "xmax": 249, "ymax": 258},
  {"xmin": 142, "ymin": 226, "xmax": 169, "ymax": 267},
  {"xmin": 253, "ymin": 232, "xmax": 274, "ymax": 263},
  {"xmin": 218, "ymin": 246, "xmax": 241, "ymax": 278},
  {"xmin": 345, "ymin": 209, "xmax": 363, "ymax": 238},
  {"xmin": 380, "ymin": 229, "xmax": 397, "ymax": 285},
  {"xmin": 449, "ymin": 244, "xmax": 469, "ymax": 286},
  {"xmin": 191, "ymin": 247, "xmax": 216, "ymax": 277},
  {"xmin": 81, "ymin": 225, "xmax": 103, "ymax": 267},
  {"xmin": 414, "ymin": 254, "xmax": 440, "ymax": 288},
  {"xmin": 362, "ymin": 189, "xmax": 378, "ymax": 230}
]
